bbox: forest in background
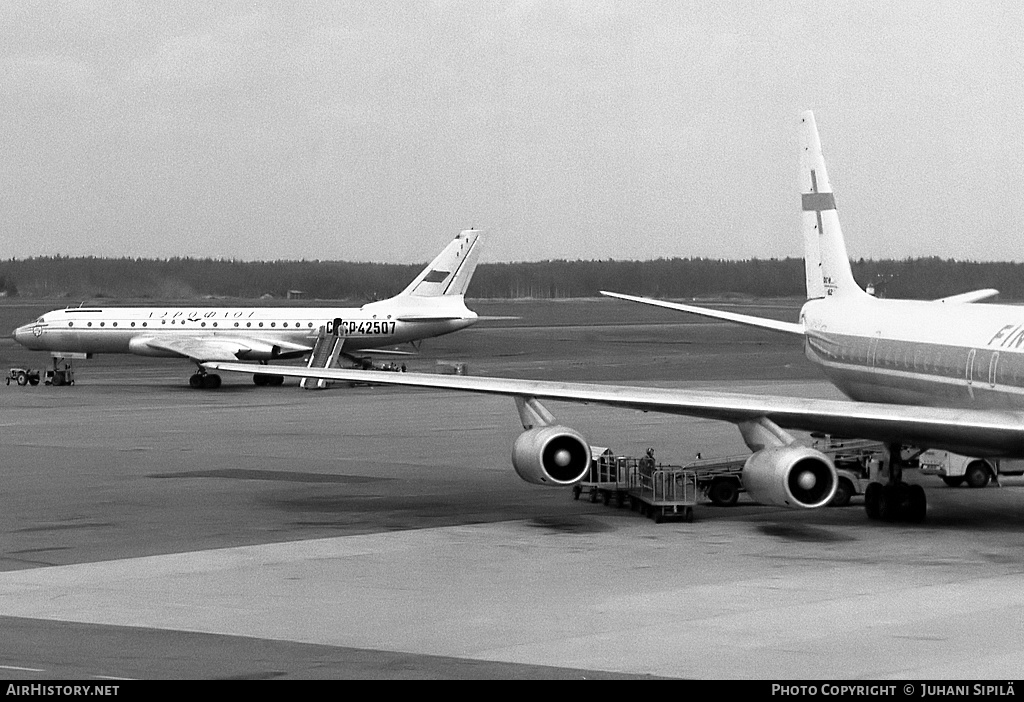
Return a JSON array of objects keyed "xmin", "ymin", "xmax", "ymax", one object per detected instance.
[{"xmin": 1, "ymin": 255, "xmax": 1023, "ymax": 302}]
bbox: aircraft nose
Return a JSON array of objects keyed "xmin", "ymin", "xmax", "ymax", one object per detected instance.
[{"xmin": 12, "ymin": 324, "xmax": 32, "ymax": 345}]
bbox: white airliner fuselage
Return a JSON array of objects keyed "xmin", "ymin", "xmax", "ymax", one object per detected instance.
[
  {"xmin": 14, "ymin": 298, "xmax": 476, "ymax": 358},
  {"xmin": 13, "ymin": 230, "xmax": 482, "ymax": 387},
  {"xmin": 799, "ymin": 296, "xmax": 1024, "ymax": 411}
]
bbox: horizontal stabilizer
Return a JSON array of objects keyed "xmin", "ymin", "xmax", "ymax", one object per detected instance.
[
  {"xmin": 934, "ymin": 289, "xmax": 999, "ymax": 304},
  {"xmin": 600, "ymin": 291, "xmax": 805, "ymax": 335},
  {"xmin": 394, "ymin": 315, "xmax": 463, "ymax": 323}
]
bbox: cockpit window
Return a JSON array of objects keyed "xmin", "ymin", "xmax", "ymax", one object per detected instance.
[{"xmin": 35, "ymin": 317, "xmax": 44, "ymax": 323}]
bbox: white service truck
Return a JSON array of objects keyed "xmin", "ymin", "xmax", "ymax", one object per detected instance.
[{"xmin": 918, "ymin": 450, "xmax": 1024, "ymax": 488}]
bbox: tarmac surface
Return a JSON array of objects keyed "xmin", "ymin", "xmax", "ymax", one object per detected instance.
[{"xmin": 2, "ymin": 299, "xmax": 1024, "ymax": 680}]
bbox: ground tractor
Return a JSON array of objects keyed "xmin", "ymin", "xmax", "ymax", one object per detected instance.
[
  {"xmin": 6, "ymin": 367, "xmax": 40, "ymax": 386},
  {"xmin": 6, "ymin": 359, "xmax": 76, "ymax": 387}
]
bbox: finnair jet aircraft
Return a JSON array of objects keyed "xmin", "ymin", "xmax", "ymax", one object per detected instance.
[
  {"xmin": 207, "ymin": 113, "xmax": 1024, "ymax": 522},
  {"xmin": 13, "ymin": 230, "xmax": 482, "ymax": 388}
]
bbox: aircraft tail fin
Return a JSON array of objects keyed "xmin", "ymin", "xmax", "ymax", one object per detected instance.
[
  {"xmin": 396, "ymin": 229, "xmax": 483, "ymax": 298},
  {"xmin": 800, "ymin": 111, "xmax": 866, "ymax": 300}
]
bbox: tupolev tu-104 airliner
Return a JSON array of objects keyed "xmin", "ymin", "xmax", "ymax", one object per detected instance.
[
  {"xmin": 206, "ymin": 112, "xmax": 1024, "ymax": 522},
  {"xmin": 13, "ymin": 230, "xmax": 482, "ymax": 388}
]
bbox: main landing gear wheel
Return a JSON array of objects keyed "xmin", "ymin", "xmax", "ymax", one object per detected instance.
[
  {"xmin": 252, "ymin": 373, "xmax": 285, "ymax": 387},
  {"xmin": 189, "ymin": 372, "xmax": 221, "ymax": 389},
  {"xmin": 864, "ymin": 483, "xmax": 882, "ymax": 520},
  {"xmin": 864, "ymin": 443, "xmax": 927, "ymax": 523},
  {"xmin": 864, "ymin": 482, "xmax": 926, "ymax": 523}
]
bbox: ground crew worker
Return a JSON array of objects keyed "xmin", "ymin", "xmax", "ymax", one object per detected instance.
[{"xmin": 639, "ymin": 447, "xmax": 655, "ymax": 475}]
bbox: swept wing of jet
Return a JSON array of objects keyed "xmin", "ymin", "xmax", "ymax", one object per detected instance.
[
  {"xmin": 130, "ymin": 336, "xmax": 312, "ymax": 362},
  {"xmin": 200, "ymin": 363, "xmax": 1024, "ymax": 459}
]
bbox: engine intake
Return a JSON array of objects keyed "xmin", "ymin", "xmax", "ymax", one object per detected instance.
[
  {"xmin": 742, "ymin": 446, "xmax": 837, "ymax": 508},
  {"xmin": 511, "ymin": 426, "xmax": 590, "ymax": 486}
]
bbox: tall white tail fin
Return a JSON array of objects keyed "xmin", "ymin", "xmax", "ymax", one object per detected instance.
[
  {"xmin": 397, "ymin": 229, "xmax": 483, "ymax": 297},
  {"xmin": 800, "ymin": 111, "xmax": 865, "ymax": 300}
]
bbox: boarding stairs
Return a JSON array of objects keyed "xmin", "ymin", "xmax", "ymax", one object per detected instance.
[{"xmin": 300, "ymin": 326, "xmax": 344, "ymax": 389}]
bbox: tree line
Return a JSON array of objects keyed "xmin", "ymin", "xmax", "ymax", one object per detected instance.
[{"xmin": 1, "ymin": 255, "xmax": 1023, "ymax": 301}]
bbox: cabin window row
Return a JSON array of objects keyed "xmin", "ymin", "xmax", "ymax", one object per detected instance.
[
  {"xmin": 66, "ymin": 321, "xmax": 318, "ymax": 329},
  {"xmin": 824, "ymin": 336, "xmax": 1024, "ymax": 386}
]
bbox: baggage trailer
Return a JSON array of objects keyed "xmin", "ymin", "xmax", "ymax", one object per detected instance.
[
  {"xmin": 574, "ymin": 450, "xmax": 748, "ymax": 508},
  {"xmin": 573, "ymin": 450, "xmax": 637, "ymax": 507},
  {"xmin": 628, "ymin": 464, "xmax": 698, "ymax": 523}
]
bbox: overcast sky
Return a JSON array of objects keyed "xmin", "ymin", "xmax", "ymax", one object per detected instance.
[{"xmin": 2, "ymin": 1, "xmax": 1022, "ymax": 264}]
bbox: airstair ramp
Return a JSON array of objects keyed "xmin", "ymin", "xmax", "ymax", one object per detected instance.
[{"xmin": 300, "ymin": 327, "xmax": 343, "ymax": 389}]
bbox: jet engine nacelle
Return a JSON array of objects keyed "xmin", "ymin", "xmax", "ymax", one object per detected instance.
[
  {"xmin": 233, "ymin": 342, "xmax": 281, "ymax": 361},
  {"xmin": 742, "ymin": 445, "xmax": 837, "ymax": 508},
  {"xmin": 511, "ymin": 426, "xmax": 591, "ymax": 486}
]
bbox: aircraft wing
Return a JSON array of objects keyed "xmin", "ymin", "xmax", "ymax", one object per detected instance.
[
  {"xmin": 202, "ymin": 362, "xmax": 1024, "ymax": 458},
  {"xmin": 137, "ymin": 336, "xmax": 311, "ymax": 362},
  {"xmin": 600, "ymin": 291, "xmax": 805, "ymax": 335},
  {"xmin": 934, "ymin": 289, "xmax": 1000, "ymax": 304}
]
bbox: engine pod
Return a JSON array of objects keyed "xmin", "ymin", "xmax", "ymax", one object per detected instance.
[
  {"xmin": 742, "ymin": 445, "xmax": 837, "ymax": 508},
  {"xmin": 511, "ymin": 426, "xmax": 591, "ymax": 486}
]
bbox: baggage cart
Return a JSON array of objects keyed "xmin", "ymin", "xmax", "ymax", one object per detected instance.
[
  {"xmin": 628, "ymin": 464, "xmax": 698, "ymax": 523},
  {"xmin": 573, "ymin": 451, "xmax": 636, "ymax": 507}
]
